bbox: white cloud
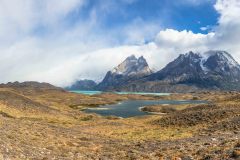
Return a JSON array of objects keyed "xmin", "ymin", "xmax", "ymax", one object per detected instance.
[
  {"xmin": 152, "ymin": 0, "xmax": 240, "ymax": 63},
  {"xmin": 0, "ymin": 0, "xmax": 240, "ymax": 87},
  {"xmin": 208, "ymin": 0, "xmax": 240, "ymax": 61},
  {"xmin": 155, "ymin": 29, "xmax": 214, "ymax": 51},
  {"xmin": 0, "ymin": 0, "xmax": 86, "ymax": 46},
  {"xmin": 119, "ymin": 18, "xmax": 161, "ymax": 45},
  {"xmin": 200, "ymin": 25, "xmax": 212, "ymax": 31}
]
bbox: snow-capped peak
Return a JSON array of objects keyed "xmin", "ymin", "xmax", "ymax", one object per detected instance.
[
  {"xmin": 178, "ymin": 50, "xmax": 240, "ymax": 74},
  {"xmin": 203, "ymin": 50, "xmax": 240, "ymax": 69}
]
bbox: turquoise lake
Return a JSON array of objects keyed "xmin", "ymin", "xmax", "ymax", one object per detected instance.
[
  {"xmin": 84, "ymin": 100, "xmax": 207, "ymax": 118},
  {"xmin": 70, "ymin": 90, "xmax": 170, "ymax": 96},
  {"xmin": 70, "ymin": 90, "xmax": 102, "ymax": 95},
  {"xmin": 71, "ymin": 90, "xmax": 206, "ymax": 118}
]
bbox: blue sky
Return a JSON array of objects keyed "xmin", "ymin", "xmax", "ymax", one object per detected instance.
[
  {"xmin": 79, "ymin": 0, "xmax": 218, "ymax": 31},
  {"xmin": 32, "ymin": 0, "xmax": 219, "ymax": 44},
  {"xmin": 0, "ymin": 0, "xmax": 240, "ymax": 86},
  {"xmin": 88, "ymin": 0, "xmax": 219, "ymax": 33}
]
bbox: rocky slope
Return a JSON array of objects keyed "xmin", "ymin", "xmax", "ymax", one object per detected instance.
[
  {"xmin": 148, "ymin": 50, "xmax": 240, "ymax": 89},
  {"xmin": 97, "ymin": 55, "xmax": 152, "ymax": 91},
  {"xmin": 111, "ymin": 51, "xmax": 240, "ymax": 92}
]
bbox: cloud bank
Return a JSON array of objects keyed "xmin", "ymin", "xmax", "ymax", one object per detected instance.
[{"xmin": 0, "ymin": 0, "xmax": 240, "ymax": 87}]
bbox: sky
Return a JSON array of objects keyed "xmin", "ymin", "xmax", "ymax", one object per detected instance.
[{"xmin": 0, "ymin": 0, "xmax": 240, "ymax": 86}]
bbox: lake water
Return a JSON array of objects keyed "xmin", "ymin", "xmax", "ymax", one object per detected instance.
[
  {"xmin": 84, "ymin": 100, "xmax": 207, "ymax": 118},
  {"xmin": 70, "ymin": 90, "xmax": 170, "ymax": 96},
  {"xmin": 70, "ymin": 90, "xmax": 102, "ymax": 95}
]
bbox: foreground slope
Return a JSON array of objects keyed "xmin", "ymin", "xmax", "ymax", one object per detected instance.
[{"xmin": 0, "ymin": 82, "xmax": 240, "ymax": 159}]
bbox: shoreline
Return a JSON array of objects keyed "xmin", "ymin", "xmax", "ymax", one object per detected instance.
[
  {"xmin": 139, "ymin": 106, "xmax": 167, "ymax": 115},
  {"xmin": 86, "ymin": 107, "xmax": 110, "ymax": 110}
]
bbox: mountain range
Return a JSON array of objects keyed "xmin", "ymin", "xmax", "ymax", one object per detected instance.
[
  {"xmin": 68, "ymin": 50, "xmax": 240, "ymax": 92},
  {"xmin": 66, "ymin": 80, "xmax": 97, "ymax": 91},
  {"xmin": 97, "ymin": 55, "xmax": 153, "ymax": 91}
]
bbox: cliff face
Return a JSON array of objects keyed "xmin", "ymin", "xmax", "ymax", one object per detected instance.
[
  {"xmin": 145, "ymin": 51, "xmax": 240, "ymax": 91},
  {"xmin": 97, "ymin": 55, "xmax": 152, "ymax": 91},
  {"xmin": 97, "ymin": 51, "xmax": 240, "ymax": 93}
]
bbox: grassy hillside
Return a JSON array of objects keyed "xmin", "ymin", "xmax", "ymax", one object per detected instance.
[{"xmin": 0, "ymin": 83, "xmax": 240, "ymax": 159}]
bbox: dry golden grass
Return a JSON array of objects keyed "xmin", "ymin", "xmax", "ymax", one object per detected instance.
[
  {"xmin": 0, "ymin": 85, "xmax": 240, "ymax": 159},
  {"xmin": 85, "ymin": 116, "xmax": 198, "ymax": 141}
]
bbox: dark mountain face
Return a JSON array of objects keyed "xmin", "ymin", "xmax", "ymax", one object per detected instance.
[
  {"xmin": 66, "ymin": 80, "xmax": 97, "ymax": 91},
  {"xmin": 203, "ymin": 51, "xmax": 240, "ymax": 78},
  {"xmin": 96, "ymin": 50, "xmax": 240, "ymax": 92},
  {"xmin": 97, "ymin": 55, "xmax": 152, "ymax": 91},
  {"xmin": 149, "ymin": 51, "xmax": 204, "ymax": 83},
  {"xmin": 147, "ymin": 50, "xmax": 240, "ymax": 90}
]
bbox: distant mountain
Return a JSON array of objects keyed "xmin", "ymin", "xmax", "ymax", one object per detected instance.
[
  {"xmin": 98, "ymin": 51, "xmax": 240, "ymax": 92},
  {"xmin": 66, "ymin": 80, "xmax": 97, "ymax": 91},
  {"xmin": 147, "ymin": 51, "xmax": 240, "ymax": 90},
  {"xmin": 111, "ymin": 55, "xmax": 152, "ymax": 76},
  {"xmin": 0, "ymin": 81, "xmax": 62, "ymax": 90},
  {"xmin": 97, "ymin": 55, "xmax": 153, "ymax": 91}
]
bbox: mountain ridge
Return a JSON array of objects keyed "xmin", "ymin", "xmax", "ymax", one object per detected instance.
[
  {"xmin": 96, "ymin": 50, "xmax": 240, "ymax": 92},
  {"xmin": 67, "ymin": 50, "xmax": 240, "ymax": 92},
  {"xmin": 96, "ymin": 55, "xmax": 153, "ymax": 91},
  {"xmin": 148, "ymin": 50, "xmax": 240, "ymax": 88},
  {"xmin": 66, "ymin": 80, "xmax": 97, "ymax": 91}
]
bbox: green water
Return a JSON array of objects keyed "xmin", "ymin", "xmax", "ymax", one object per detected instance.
[
  {"xmin": 70, "ymin": 90, "xmax": 102, "ymax": 95},
  {"xmin": 70, "ymin": 90, "xmax": 170, "ymax": 96}
]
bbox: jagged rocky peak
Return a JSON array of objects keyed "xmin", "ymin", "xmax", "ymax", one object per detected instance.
[
  {"xmin": 177, "ymin": 51, "xmax": 202, "ymax": 64},
  {"xmin": 97, "ymin": 50, "xmax": 240, "ymax": 92},
  {"xmin": 203, "ymin": 50, "xmax": 240, "ymax": 71},
  {"xmin": 181, "ymin": 51, "xmax": 201, "ymax": 58},
  {"xmin": 150, "ymin": 50, "xmax": 240, "ymax": 86},
  {"xmin": 172, "ymin": 50, "xmax": 240, "ymax": 73},
  {"xmin": 111, "ymin": 55, "xmax": 152, "ymax": 76},
  {"xmin": 96, "ymin": 55, "xmax": 153, "ymax": 90}
]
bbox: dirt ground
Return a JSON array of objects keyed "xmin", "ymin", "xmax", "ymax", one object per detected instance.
[{"xmin": 0, "ymin": 84, "xmax": 240, "ymax": 159}]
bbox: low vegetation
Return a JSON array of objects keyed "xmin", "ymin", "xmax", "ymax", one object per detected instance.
[
  {"xmin": 141, "ymin": 104, "xmax": 195, "ymax": 114},
  {"xmin": 0, "ymin": 83, "xmax": 240, "ymax": 159}
]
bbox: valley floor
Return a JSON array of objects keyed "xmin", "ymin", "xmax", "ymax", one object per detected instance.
[{"xmin": 0, "ymin": 84, "xmax": 240, "ymax": 159}]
